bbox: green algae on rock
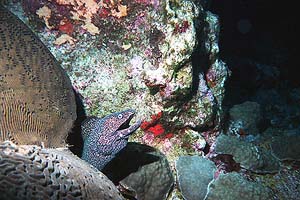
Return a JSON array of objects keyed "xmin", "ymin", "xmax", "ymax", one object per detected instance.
[
  {"xmin": 9, "ymin": 0, "xmax": 229, "ymax": 136},
  {"xmin": 215, "ymin": 134, "xmax": 280, "ymax": 173},
  {"xmin": 205, "ymin": 172, "xmax": 273, "ymax": 200},
  {"xmin": 181, "ymin": 129, "xmax": 207, "ymax": 154}
]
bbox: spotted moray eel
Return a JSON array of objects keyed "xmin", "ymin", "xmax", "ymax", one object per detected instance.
[
  {"xmin": 0, "ymin": 2, "xmax": 141, "ymax": 171},
  {"xmin": 0, "ymin": 3, "xmax": 140, "ymax": 199},
  {"xmin": 81, "ymin": 109, "xmax": 141, "ymax": 170}
]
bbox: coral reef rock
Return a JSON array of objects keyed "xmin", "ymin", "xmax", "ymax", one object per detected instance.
[
  {"xmin": 205, "ymin": 172, "xmax": 272, "ymax": 200},
  {"xmin": 9, "ymin": 0, "xmax": 229, "ymax": 133},
  {"xmin": 268, "ymin": 168, "xmax": 300, "ymax": 199},
  {"xmin": 0, "ymin": 141, "xmax": 124, "ymax": 200},
  {"xmin": 215, "ymin": 134, "xmax": 280, "ymax": 173},
  {"xmin": 228, "ymin": 101, "xmax": 262, "ymax": 135},
  {"xmin": 103, "ymin": 143, "xmax": 174, "ymax": 200},
  {"xmin": 175, "ymin": 155, "xmax": 216, "ymax": 200}
]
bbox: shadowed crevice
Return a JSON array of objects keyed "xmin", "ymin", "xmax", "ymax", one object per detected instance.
[
  {"xmin": 102, "ymin": 143, "xmax": 160, "ymax": 184},
  {"xmin": 67, "ymin": 90, "xmax": 86, "ymax": 157}
]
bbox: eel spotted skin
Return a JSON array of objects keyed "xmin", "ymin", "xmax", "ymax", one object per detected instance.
[
  {"xmin": 81, "ymin": 109, "xmax": 141, "ymax": 170},
  {"xmin": 0, "ymin": 4, "xmax": 76, "ymax": 147}
]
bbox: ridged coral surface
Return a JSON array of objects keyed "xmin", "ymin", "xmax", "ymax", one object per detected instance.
[
  {"xmin": 0, "ymin": 4, "xmax": 76, "ymax": 147},
  {"xmin": 0, "ymin": 141, "xmax": 124, "ymax": 200}
]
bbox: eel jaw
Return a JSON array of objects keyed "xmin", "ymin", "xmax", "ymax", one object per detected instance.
[{"xmin": 117, "ymin": 116, "xmax": 141, "ymax": 139}]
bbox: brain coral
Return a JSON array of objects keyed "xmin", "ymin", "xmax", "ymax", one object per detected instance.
[
  {"xmin": 0, "ymin": 141, "xmax": 124, "ymax": 200},
  {"xmin": 175, "ymin": 155, "xmax": 216, "ymax": 200}
]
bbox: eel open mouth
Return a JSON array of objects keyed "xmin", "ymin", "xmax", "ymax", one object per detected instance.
[{"xmin": 117, "ymin": 112, "xmax": 141, "ymax": 139}]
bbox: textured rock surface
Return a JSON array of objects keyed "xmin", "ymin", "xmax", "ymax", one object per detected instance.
[
  {"xmin": 0, "ymin": 141, "xmax": 124, "ymax": 200},
  {"xmin": 271, "ymin": 134, "xmax": 300, "ymax": 161},
  {"xmin": 199, "ymin": 11, "xmax": 230, "ymax": 126},
  {"xmin": 3, "ymin": 2, "xmax": 230, "ymax": 171},
  {"xmin": 6, "ymin": 0, "xmax": 229, "ymax": 136},
  {"xmin": 228, "ymin": 101, "xmax": 262, "ymax": 135},
  {"xmin": 205, "ymin": 172, "xmax": 272, "ymax": 200},
  {"xmin": 0, "ymin": 4, "xmax": 76, "ymax": 147},
  {"xmin": 103, "ymin": 143, "xmax": 174, "ymax": 200},
  {"xmin": 259, "ymin": 168, "xmax": 300, "ymax": 200},
  {"xmin": 215, "ymin": 134, "xmax": 280, "ymax": 173},
  {"xmin": 175, "ymin": 155, "xmax": 216, "ymax": 200}
]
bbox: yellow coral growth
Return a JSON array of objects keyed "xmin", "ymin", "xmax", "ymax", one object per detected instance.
[
  {"xmin": 82, "ymin": 20, "xmax": 100, "ymax": 35},
  {"xmin": 53, "ymin": 0, "xmax": 100, "ymax": 35},
  {"xmin": 36, "ymin": 6, "xmax": 53, "ymax": 29},
  {"xmin": 111, "ymin": 4, "xmax": 127, "ymax": 18},
  {"xmin": 44, "ymin": 0, "xmax": 128, "ymax": 35},
  {"xmin": 54, "ymin": 0, "xmax": 99, "ymax": 19},
  {"xmin": 54, "ymin": 34, "xmax": 77, "ymax": 46}
]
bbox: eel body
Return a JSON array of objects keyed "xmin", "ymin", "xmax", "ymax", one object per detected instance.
[{"xmin": 82, "ymin": 109, "xmax": 141, "ymax": 170}]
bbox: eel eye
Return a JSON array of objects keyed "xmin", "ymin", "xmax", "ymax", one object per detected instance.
[{"xmin": 117, "ymin": 114, "xmax": 123, "ymax": 119}]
